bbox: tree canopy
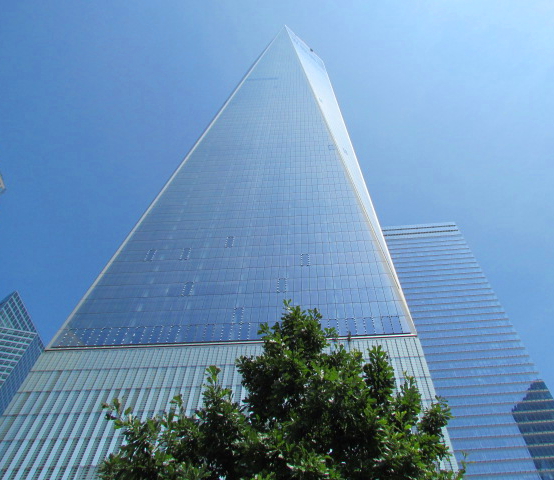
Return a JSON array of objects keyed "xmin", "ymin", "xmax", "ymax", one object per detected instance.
[{"xmin": 100, "ymin": 302, "xmax": 463, "ymax": 480}]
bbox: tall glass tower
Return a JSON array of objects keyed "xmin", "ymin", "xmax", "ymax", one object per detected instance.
[
  {"xmin": 0, "ymin": 28, "xmax": 445, "ymax": 479},
  {"xmin": 384, "ymin": 223, "xmax": 554, "ymax": 479},
  {"xmin": 0, "ymin": 292, "xmax": 43, "ymax": 416}
]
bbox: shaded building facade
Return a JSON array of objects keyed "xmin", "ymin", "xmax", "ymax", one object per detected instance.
[{"xmin": 0, "ymin": 292, "xmax": 44, "ymax": 416}]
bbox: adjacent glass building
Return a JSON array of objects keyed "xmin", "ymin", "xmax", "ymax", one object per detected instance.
[
  {"xmin": 0, "ymin": 292, "xmax": 44, "ymax": 416},
  {"xmin": 0, "ymin": 28, "xmax": 448, "ymax": 479},
  {"xmin": 384, "ymin": 223, "xmax": 554, "ymax": 479}
]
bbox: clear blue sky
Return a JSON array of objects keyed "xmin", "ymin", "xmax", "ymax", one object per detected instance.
[{"xmin": 1, "ymin": 1, "xmax": 553, "ymax": 388}]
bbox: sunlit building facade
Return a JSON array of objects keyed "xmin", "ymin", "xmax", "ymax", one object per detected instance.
[
  {"xmin": 2, "ymin": 27, "xmax": 551, "ymax": 480},
  {"xmin": 384, "ymin": 223, "xmax": 554, "ymax": 479},
  {"xmin": 0, "ymin": 28, "xmax": 447, "ymax": 479}
]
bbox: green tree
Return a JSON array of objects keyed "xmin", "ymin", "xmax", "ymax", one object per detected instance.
[{"xmin": 100, "ymin": 302, "xmax": 463, "ymax": 480}]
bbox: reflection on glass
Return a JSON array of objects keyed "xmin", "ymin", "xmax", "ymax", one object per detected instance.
[{"xmin": 513, "ymin": 381, "xmax": 554, "ymax": 479}]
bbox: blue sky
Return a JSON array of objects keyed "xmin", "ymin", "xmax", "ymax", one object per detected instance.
[{"xmin": 1, "ymin": 1, "xmax": 554, "ymax": 388}]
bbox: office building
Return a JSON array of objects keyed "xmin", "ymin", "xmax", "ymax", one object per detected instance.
[
  {"xmin": 0, "ymin": 28, "xmax": 447, "ymax": 479},
  {"xmin": 384, "ymin": 223, "xmax": 554, "ymax": 479},
  {"xmin": 0, "ymin": 292, "xmax": 44, "ymax": 416}
]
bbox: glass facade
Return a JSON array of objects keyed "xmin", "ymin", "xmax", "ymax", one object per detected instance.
[
  {"xmin": 384, "ymin": 223, "xmax": 554, "ymax": 480},
  {"xmin": 0, "ymin": 29, "xmax": 450, "ymax": 479},
  {"xmin": 51, "ymin": 27, "xmax": 413, "ymax": 349},
  {"xmin": 0, "ymin": 337, "xmax": 441, "ymax": 479},
  {"xmin": 0, "ymin": 292, "xmax": 44, "ymax": 415}
]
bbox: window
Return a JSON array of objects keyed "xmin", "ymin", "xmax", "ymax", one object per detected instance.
[
  {"xmin": 144, "ymin": 249, "xmax": 157, "ymax": 262},
  {"xmin": 181, "ymin": 282, "xmax": 194, "ymax": 296}
]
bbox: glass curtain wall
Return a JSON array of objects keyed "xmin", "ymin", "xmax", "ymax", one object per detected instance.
[
  {"xmin": 0, "ymin": 29, "xmax": 447, "ymax": 479},
  {"xmin": 384, "ymin": 223, "xmax": 554, "ymax": 480}
]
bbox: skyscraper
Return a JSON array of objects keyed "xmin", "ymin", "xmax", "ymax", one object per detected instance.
[
  {"xmin": 0, "ymin": 28, "xmax": 447, "ymax": 479},
  {"xmin": 0, "ymin": 292, "xmax": 44, "ymax": 416},
  {"xmin": 384, "ymin": 223, "xmax": 554, "ymax": 479}
]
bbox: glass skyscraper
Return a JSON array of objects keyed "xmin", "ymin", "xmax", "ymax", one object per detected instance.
[
  {"xmin": 0, "ymin": 28, "xmax": 447, "ymax": 479},
  {"xmin": 3, "ymin": 27, "xmax": 553, "ymax": 480},
  {"xmin": 0, "ymin": 292, "xmax": 44, "ymax": 416},
  {"xmin": 384, "ymin": 223, "xmax": 554, "ymax": 479}
]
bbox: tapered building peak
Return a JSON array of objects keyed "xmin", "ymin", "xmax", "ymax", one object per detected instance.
[
  {"xmin": 0, "ymin": 30, "xmax": 455, "ymax": 480},
  {"xmin": 51, "ymin": 29, "xmax": 414, "ymax": 349}
]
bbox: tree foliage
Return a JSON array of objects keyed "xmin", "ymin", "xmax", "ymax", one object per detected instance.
[{"xmin": 100, "ymin": 302, "xmax": 463, "ymax": 480}]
